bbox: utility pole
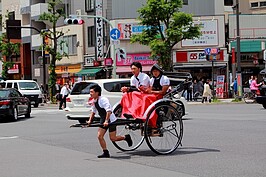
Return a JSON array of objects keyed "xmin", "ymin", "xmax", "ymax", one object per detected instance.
[{"xmin": 236, "ymin": 0, "xmax": 241, "ymax": 73}]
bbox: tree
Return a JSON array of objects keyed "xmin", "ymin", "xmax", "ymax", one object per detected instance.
[
  {"xmin": 39, "ymin": 0, "xmax": 68, "ymax": 99},
  {"xmin": 131, "ymin": 0, "xmax": 201, "ymax": 71}
]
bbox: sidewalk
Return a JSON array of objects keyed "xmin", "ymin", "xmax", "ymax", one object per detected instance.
[{"xmin": 187, "ymin": 98, "xmax": 243, "ymax": 105}]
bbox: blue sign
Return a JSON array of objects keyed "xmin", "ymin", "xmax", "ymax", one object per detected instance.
[
  {"xmin": 110, "ymin": 28, "xmax": 120, "ymax": 40},
  {"xmin": 204, "ymin": 48, "xmax": 211, "ymax": 55}
]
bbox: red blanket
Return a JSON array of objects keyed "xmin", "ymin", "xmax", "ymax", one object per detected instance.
[{"xmin": 120, "ymin": 92, "xmax": 163, "ymax": 127}]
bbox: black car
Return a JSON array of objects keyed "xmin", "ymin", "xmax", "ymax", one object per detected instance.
[{"xmin": 0, "ymin": 88, "xmax": 31, "ymax": 121}]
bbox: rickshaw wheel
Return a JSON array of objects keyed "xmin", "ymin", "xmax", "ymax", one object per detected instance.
[
  {"xmin": 144, "ymin": 102, "xmax": 183, "ymax": 155},
  {"xmin": 112, "ymin": 104, "xmax": 144, "ymax": 151}
]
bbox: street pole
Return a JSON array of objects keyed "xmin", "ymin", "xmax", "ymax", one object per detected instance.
[
  {"xmin": 236, "ymin": 0, "xmax": 242, "ymax": 98},
  {"xmin": 69, "ymin": 14, "xmax": 117, "ymax": 78}
]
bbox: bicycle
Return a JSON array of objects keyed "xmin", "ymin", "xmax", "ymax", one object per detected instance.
[{"xmin": 243, "ymin": 88, "xmax": 258, "ymax": 104}]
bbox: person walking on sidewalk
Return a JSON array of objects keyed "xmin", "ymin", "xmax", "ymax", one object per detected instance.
[
  {"xmin": 86, "ymin": 84, "xmax": 132, "ymax": 158},
  {"xmin": 59, "ymin": 83, "xmax": 70, "ymax": 110},
  {"xmin": 202, "ymin": 79, "xmax": 212, "ymax": 103}
]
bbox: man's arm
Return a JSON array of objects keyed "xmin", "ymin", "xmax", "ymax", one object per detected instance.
[{"xmin": 87, "ymin": 112, "xmax": 95, "ymax": 126}]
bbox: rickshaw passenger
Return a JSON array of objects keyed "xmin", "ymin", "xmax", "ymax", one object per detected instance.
[
  {"xmin": 86, "ymin": 84, "xmax": 132, "ymax": 158},
  {"xmin": 145, "ymin": 64, "xmax": 170, "ymax": 95},
  {"xmin": 121, "ymin": 62, "xmax": 150, "ymax": 93}
]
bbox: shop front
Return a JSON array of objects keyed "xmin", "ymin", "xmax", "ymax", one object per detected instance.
[
  {"xmin": 116, "ymin": 53, "xmax": 157, "ymax": 78},
  {"xmin": 55, "ymin": 64, "xmax": 81, "ymax": 85}
]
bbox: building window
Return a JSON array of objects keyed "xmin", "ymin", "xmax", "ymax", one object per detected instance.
[
  {"xmin": 260, "ymin": 1, "xmax": 266, "ymax": 7},
  {"xmin": 251, "ymin": 2, "xmax": 259, "ymax": 8},
  {"xmin": 224, "ymin": 0, "xmax": 233, "ymax": 6},
  {"xmin": 59, "ymin": 35, "xmax": 77, "ymax": 55},
  {"xmin": 183, "ymin": 0, "xmax": 188, "ymax": 5},
  {"xmin": 88, "ymin": 26, "xmax": 95, "ymax": 47},
  {"xmin": 85, "ymin": 0, "xmax": 94, "ymax": 12}
]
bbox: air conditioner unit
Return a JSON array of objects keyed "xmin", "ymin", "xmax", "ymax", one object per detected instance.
[{"xmin": 76, "ymin": 9, "xmax": 82, "ymax": 15}]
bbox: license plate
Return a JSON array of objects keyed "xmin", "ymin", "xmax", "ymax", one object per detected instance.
[{"xmin": 73, "ymin": 99, "xmax": 84, "ymax": 105}]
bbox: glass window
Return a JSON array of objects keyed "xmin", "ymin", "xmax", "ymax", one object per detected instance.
[
  {"xmin": 70, "ymin": 82, "xmax": 97, "ymax": 95},
  {"xmin": 85, "ymin": 0, "xmax": 95, "ymax": 12},
  {"xmin": 104, "ymin": 81, "xmax": 131, "ymax": 92},
  {"xmin": 18, "ymin": 82, "xmax": 39, "ymax": 90},
  {"xmin": 260, "ymin": 1, "xmax": 266, "ymax": 6},
  {"xmin": 183, "ymin": 0, "xmax": 188, "ymax": 5},
  {"xmin": 11, "ymin": 89, "xmax": 21, "ymax": 97},
  {"xmin": 59, "ymin": 35, "xmax": 77, "ymax": 55},
  {"xmin": 0, "ymin": 90, "xmax": 9, "ymax": 98},
  {"xmin": 251, "ymin": 2, "xmax": 259, "ymax": 7},
  {"xmin": 6, "ymin": 83, "xmax": 12, "ymax": 88},
  {"xmin": 224, "ymin": 0, "xmax": 233, "ymax": 6},
  {"xmin": 14, "ymin": 82, "xmax": 18, "ymax": 90},
  {"xmin": 88, "ymin": 26, "xmax": 95, "ymax": 47}
]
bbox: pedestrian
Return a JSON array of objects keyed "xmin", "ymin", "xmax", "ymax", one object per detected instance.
[
  {"xmin": 233, "ymin": 78, "xmax": 238, "ymax": 97},
  {"xmin": 59, "ymin": 83, "xmax": 70, "ymax": 110},
  {"xmin": 198, "ymin": 78, "xmax": 204, "ymax": 95},
  {"xmin": 202, "ymin": 79, "xmax": 212, "ymax": 103},
  {"xmin": 184, "ymin": 78, "xmax": 192, "ymax": 101},
  {"xmin": 250, "ymin": 76, "xmax": 262, "ymax": 96},
  {"xmin": 86, "ymin": 84, "xmax": 132, "ymax": 158},
  {"xmin": 193, "ymin": 79, "xmax": 199, "ymax": 101}
]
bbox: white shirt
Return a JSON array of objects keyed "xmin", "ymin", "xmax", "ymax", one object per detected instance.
[
  {"xmin": 150, "ymin": 75, "xmax": 170, "ymax": 87},
  {"xmin": 130, "ymin": 72, "xmax": 150, "ymax": 88},
  {"xmin": 60, "ymin": 85, "xmax": 70, "ymax": 96},
  {"xmin": 91, "ymin": 96, "xmax": 117, "ymax": 123}
]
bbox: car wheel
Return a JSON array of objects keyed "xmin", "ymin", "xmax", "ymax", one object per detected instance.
[
  {"xmin": 11, "ymin": 107, "xmax": 18, "ymax": 121},
  {"xmin": 25, "ymin": 104, "xmax": 31, "ymax": 118},
  {"xmin": 263, "ymin": 103, "xmax": 266, "ymax": 109}
]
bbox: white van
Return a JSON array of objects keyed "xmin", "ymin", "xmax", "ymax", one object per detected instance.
[{"xmin": 0, "ymin": 80, "xmax": 43, "ymax": 107}]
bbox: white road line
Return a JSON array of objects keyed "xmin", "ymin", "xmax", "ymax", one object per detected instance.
[{"xmin": 0, "ymin": 136, "xmax": 19, "ymax": 140}]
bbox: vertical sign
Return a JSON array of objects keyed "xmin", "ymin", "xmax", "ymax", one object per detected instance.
[
  {"xmin": 216, "ymin": 75, "xmax": 225, "ymax": 98},
  {"xmin": 95, "ymin": 0, "xmax": 103, "ymax": 61}
]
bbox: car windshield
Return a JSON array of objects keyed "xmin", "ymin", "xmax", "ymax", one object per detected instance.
[
  {"xmin": 0, "ymin": 90, "xmax": 9, "ymax": 98},
  {"xmin": 19, "ymin": 82, "xmax": 39, "ymax": 90},
  {"xmin": 71, "ymin": 82, "xmax": 97, "ymax": 95}
]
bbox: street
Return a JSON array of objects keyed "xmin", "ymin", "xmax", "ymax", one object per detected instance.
[{"xmin": 0, "ymin": 103, "xmax": 265, "ymax": 177}]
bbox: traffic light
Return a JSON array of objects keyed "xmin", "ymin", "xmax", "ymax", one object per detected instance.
[
  {"xmin": 64, "ymin": 18, "xmax": 85, "ymax": 25},
  {"xmin": 117, "ymin": 48, "xmax": 126, "ymax": 61}
]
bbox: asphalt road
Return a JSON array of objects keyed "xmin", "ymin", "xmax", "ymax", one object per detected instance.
[{"xmin": 0, "ymin": 103, "xmax": 265, "ymax": 177}]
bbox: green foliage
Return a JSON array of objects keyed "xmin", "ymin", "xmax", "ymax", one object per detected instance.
[
  {"xmin": 0, "ymin": 34, "xmax": 20, "ymax": 79},
  {"xmin": 39, "ymin": 0, "xmax": 68, "ymax": 98},
  {"xmin": 131, "ymin": 0, "xmax": 201, "ymax": 71}
]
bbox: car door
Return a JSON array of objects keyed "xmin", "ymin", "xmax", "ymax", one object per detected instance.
[{"xmin": 11, "ymin": 89, "xmax": 28, "ymax": 115}]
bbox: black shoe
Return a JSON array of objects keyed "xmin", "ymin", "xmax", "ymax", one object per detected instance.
[
  {"xmin": 125, "ymin": 134, "xmax": 133, "ymax": 147},
  {"xmin": 123, "ymin": 113, "xmax": 133, "ymax": 119},
  {"xmin": 59, "ymin": 108, "xmax": 63, "ymax": 110},
  {"xmin": 97, "ymin": 150, "xmax": 110, "ymax": 158}
]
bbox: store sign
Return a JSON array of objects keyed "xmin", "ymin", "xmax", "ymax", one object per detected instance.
[
  {"xmin": 187, "ymin": 51, "xmax": 206, "ymax": 62},
  {"xmin": 116, "ymin": 53, "xmax": 157, "ymax": 66},
  {"xmin": 182, "ymin": 20, "xmax": 218, "ymax": 47},
  {"xmin": 117, "ymin": 23, "xmax": 164, "ymax": 40},
  {"xmin": 104, "ymin": 58, "xmax": 113, "ymax": 66},
  {"xmin": 216, "ymin": 75, "xmax": 225, "ymax": 98},
  {"xmin": 84, "ymin": 56, "xmax": 95, "ymax": 66},
  {"xmin": 8, "ymin": 64, "xmax": 19, "ymax": 74},
  {"xmin": 95, "ymin": 0, "xmax": 103, "ymax": 61}
]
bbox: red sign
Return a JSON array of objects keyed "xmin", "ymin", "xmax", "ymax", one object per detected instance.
[
  {"xmin": 104, "ymin": 58, "xmax": 113, "ymax": 66},
  {"xmin": 8, "ymin": 64, "xmax": 19, "ymax": 74},
  {"xmin": 116, "ymin": 53, "xmax": 157, "ymax": 66}
]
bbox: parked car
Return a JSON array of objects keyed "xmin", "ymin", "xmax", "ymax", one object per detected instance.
[
  {"xmin": 0, "ymin": 80, "xmax": 42, "ymax": 107},
  {"xmin": 0, "ymin": 88, "xmax": 31, "ymax": 121},
  {"xmin": 65, "ymin": 78, "xmax": 188, "ymax": 123}
]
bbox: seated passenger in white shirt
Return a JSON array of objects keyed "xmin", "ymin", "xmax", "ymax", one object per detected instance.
[{"xmin": 121, "ymin": 62, "xmax": 150, "ymax": 93}]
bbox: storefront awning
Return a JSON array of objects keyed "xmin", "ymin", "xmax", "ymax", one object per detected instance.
[
  {"xmin": 75, "ymin": 68, "xmax": 102, "ymax": 76},
  {"xmin": 116, "ymin": 65, "xmax": 153, "ymax": 73}
]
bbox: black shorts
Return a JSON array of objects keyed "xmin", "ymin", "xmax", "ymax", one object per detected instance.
[{"xmin": 99, "ymin": 121, "xmax": 117, "ymax": 132}]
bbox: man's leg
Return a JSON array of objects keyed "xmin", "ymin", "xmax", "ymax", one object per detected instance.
[
  {"xmin": 97, "ymin": 127, "xmax": 110, "ymax": 158},
  {"xmin": 109, "ymin": 125, "xmax": 132, "ymax": 147}
]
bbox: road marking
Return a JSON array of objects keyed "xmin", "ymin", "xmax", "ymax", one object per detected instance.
[{"xmin": 0, "ymin": 136, "xmax": 19, "ymax": 140}]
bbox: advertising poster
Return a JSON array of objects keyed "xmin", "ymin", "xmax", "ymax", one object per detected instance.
[{"xmin": 216, "ymin": 75, "xmax": 225, "ymax": 98}]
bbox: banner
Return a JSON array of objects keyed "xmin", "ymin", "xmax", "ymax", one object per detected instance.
[{"xmin": 216, "ymin": 75, "xmax": 225, "ymax": 98}]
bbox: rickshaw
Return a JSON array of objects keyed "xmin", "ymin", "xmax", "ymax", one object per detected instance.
[{"xmin": 67, "ymin": 82, "xmax": 185, "ymax": 155}]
